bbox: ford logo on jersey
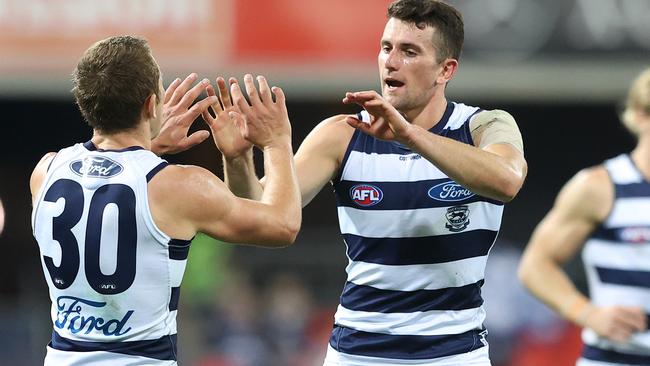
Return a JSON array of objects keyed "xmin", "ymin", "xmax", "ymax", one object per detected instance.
[
  {"xmin": 55, "ymin": 296, "xmax": 134, "ymax": 336},
  {"xmin": 70, "ymin": 156, "xmax": 123, "ymax": 178},
  {"xmin": 428, "ymin": 181, "xmax": 475, "ymax": 202},
  {"xmin": 350, "ymin": 184, "xmax": 383, "ymax": 206}
]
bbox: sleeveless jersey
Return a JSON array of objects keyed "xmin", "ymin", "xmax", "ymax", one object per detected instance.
[
  {"xmin": 32, "ymin": 141, "xmax": 189, "ymax": 366},
  {"xmin": 580, "ymin": 154, "xmax": 650, "ymax": 365},
  {"xmin": 326, "ymin": 102, "xmax": 505, "ymax": 365}
]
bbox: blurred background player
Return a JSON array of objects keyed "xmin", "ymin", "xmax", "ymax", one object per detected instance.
[
  {"xmin": 30, "ymin": 35, "xmax": 300, "ymax": 365},
  {"xmin": 519, "ymin": 67, "xmax": 650, "ymax": 365},
  {"xmin": 212, "ymin": 0, "xmax": 528, "ymax": 364}
]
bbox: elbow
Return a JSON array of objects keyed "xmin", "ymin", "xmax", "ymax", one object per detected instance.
[
  {"xmin": 268, "ymin": 213, "xmax": 301, "ymax": 248},
  {"xmin": 495, "ymin": 174, "xmax": 526, "ymax": 203}
]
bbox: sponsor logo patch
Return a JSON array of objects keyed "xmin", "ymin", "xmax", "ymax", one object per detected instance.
[
  {"xmin": 428, "ymin": 181, "xmax": 475, "ymax": 202},
  {"xmin": 350, "ymin": 184, "xmax": 383, "ymax": 207},
  {"xmin": 445, "ymin": 205, "xmax": 470, "ymax": 232},
  {"xmin": 70, "ymin": 156, "xmax": 123, "ymax": 178}
]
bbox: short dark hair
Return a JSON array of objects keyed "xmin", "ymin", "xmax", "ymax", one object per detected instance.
[
  {"xmin": 72, "ymin": 36, "xmax": 161, "ymax": 134},
  {"xmin": 387, "ymin": 0, "xmax": 464, "ymax": 62}
]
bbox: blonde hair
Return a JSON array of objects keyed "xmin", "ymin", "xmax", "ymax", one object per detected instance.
[{"xmin": 621, "ymin": 68, "xmax": 650, "ymax": 134}]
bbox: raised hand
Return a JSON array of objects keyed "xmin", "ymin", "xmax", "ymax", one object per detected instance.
[
  {"xmin": 201, "ymin": 77, "xmax": 253, "ymax": 158},
  {"xmin": 584, "ymin": 305, "xmax": 647, "ymax": 343},
  {"xmin": 229, "ymin": 74, "xmax": 291, "ymax": 149},
  {"xmin": 342, "ymin": 90, "xmax": 411, "ymax": 143},
  {"xmin": 151, "ymin": 73, "xmax": 218, "ymax": 156}
]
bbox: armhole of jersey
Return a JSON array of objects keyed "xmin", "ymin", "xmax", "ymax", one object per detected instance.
[
  {"xmin": 141, "ymin": 160, "xmax": 173, "ymax": 247},
  {"xmin": 597, "ymin": 162, "xmax": 618, "ymax": 228},
  {"xmin": 332, "ymin": 129, "xmax": 361, "ymax": 185},
  {"xmin": 31, "ymin": 152, "xmax": 63, "ymax": 233},
  {"xmin": 146, "ymin": 161, "xmax": 169, "ymax": 182},
  {"xmin": 466, "ymin": 108, "xmax": 484, "ymax": 147}
]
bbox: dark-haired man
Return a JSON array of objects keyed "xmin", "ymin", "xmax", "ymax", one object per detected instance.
[
  {"xmin": 214, "ymin": 1, "xmax": 527, "ymax": 364},
  {"xmin": 31, "ymin": 35, "xmax": 301, "ymax": 365}
]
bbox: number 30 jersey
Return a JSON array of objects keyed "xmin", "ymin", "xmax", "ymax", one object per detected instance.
[{"xmin": 32, "ymin": 141, "xmax": 189, "ymax": 366}]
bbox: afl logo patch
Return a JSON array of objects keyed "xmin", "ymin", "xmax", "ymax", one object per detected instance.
[
  {"xmin": 70, "ymin": 156, "xmax": 123, "ymax": 178},
  {"xmin": 428, "ymin": 181, "xmax": 474, "ymax": 202},
  {"xmin": 350, "ymin": 184, "xmax": 383, "ymax": 207}
]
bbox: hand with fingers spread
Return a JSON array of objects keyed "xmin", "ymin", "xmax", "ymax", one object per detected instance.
[
  {"xmin": 584, "ymin": 305, "xmax": 647, "ymax": 343},
  {"xmin": 151, "ymin": 73, "xmax": 219, "ymax": 156},
  {"xmin": 202, "ymin": 77, "xmax": 253, "ymax": 158},
  {"xmin": 342, "ymin": 90, "xmax": 411, "ymax": 143},
  {"xmin": 229, "ymin": 74, "xmax": 291, "ymax": 149}
]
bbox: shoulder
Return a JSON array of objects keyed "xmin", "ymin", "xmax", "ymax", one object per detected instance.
[
  {"xmin": 556, "ymin": 165, "xmax": 613, "ymax": 223},
  {"xmin": 30, "ymin": 152, "xmax": 57, "ymax": 201},
  {"xmin": 148, "ymin": 164, "xmax": 228, "ymax": 204},
  {"xmin": 298, "ymin": 114, "xmax": 356, "ymax": 156}
]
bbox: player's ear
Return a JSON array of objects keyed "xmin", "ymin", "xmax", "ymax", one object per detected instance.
[
  {"xmin": 143, "ymin": 93, "xmax": 157, "ymax": 119},
  {"xmin": 436, "ymin": 58, "xmax": 458, "ymax": 86}
]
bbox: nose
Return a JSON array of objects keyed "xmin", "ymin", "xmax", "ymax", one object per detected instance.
[{"xmin": 382, "ymin": 49, "xmax": 399, "ymax": 72}]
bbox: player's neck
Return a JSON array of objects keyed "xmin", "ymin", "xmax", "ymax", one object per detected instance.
[
  {"xmin": 631, "ymin": 133, "xmax": 650, "ymax": 180},
  {"xmin": 91, "ymin": 123, "xmax": 151, "ymax": 151},
  {"xmin": 401, "ymin": 94, "xmax": 448, "ymax": 130}
]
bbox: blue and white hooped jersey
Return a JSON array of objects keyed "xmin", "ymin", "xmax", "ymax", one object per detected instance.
[
  {"xmin": 579, "ymin": 154, "xmax": 650, "ymax": 366},
  {"xmin": 32, "ymin": 141, "xmax": 189, "ymax": 366},
  {"xmin": 327, "ymin": 102, "xmax": 504, "ymax": 365}
]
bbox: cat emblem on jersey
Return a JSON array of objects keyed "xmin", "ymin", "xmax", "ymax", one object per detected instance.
[
  {"xmin": 445, "ymin": 205, "xmax": 470, "ymax": 232},
  {"xmin": 70, "ymin": 156, "xmax": 123, "ymax": 178}
]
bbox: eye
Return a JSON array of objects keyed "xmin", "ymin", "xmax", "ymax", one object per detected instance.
[
  {"xmin": 405, "ymin": 50, "xmax": 417, "ymax": 57},
  {"xmin": 382, "ymin": 45, "xmax": 391, "ymax": 53}
]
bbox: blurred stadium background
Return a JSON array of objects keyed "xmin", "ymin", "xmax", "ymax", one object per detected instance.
[{"xmin": 0, "ymin": 0, "xmax": 648, "ymax": 365}]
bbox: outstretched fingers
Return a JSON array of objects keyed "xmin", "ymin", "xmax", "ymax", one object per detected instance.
[
  {"xmin": 230, "ymin": 80, "xmax": 252, "ymax": 114},
  {"xmin": 164, "ymin": 77, "xmax": 182, "ymax": 104},
  {"xmin": 168, "ymin": 73, "xmax": 198, "ymax": 106}
]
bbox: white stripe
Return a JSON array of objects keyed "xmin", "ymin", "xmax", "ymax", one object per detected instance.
[
  {"xmin": 607, "ymin": 198, "xmax": 650, "ymax": 227},
  {"xmin": 606, "ymin": 154, "xmax": 642, "ymax": 185},
  {"xmin": 338, "ymin": 203, "xmax": 503, "ymax": 238},
  {"xmin": 576, "ymin": 358, "xmax": 626, "ymax": 366},
  {"xmin": 169, "ymin": 260, "xmax": 188, "ymax": 287},
  {"xmin": 334, "ymin": 305, "xmax": 485, "ymax": 336},
  {"xmin": 583, "ymin": 239, "xmax": 650, "ymax": 272},
  {"xmin": 342, "ymin": 150, "xmax": 448, "ymax": 182},
  {"xmin": 582, "ymin": 328, "xmax": 650, "ymax": 356},
  {"xmin": 324, "ymin": 343, "xmax": 490, "ymax": 366},
  {"xmin": 346, "ymin": 256, "xmax": 487, "ymax": 291},
  {"xmin": 446, "ymin": 103, "xmax": 480, "ymax": 130}
]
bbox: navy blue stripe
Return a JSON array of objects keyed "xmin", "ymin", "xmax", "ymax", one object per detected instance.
[
  {"xmin": 582, "ymin": 345, "xmax": 650, "ymax": 365},
  {"xmin": 169, "ymin": 287, "xmax": 181, "ymax": 311},
  {"xmin": 615, "ymin": 182, "xmax": 650, "ymax": 199},
  {"xmin": 596, "ymin": 266, "xmax": 650, "ymax": 288},
  {"xmin": 83, "ymin": 140, "xmax": 145, "ymax": 152},
  {"xmin": 329, "ymin": 325, "xmax": 485, "ymax": 360},
  {"xmin": 591, "ymin": 226, "xmax": 650, "ymax": 244},
  {"xmin": 50, "ymin": 331, "xmax": 177, "ymax": 361},
  {"xmin": 341, "ymin": 280, "xmax": 484, "ymax": 312},
  {"xmin": 168, "ymin": 238, "xmax": 191, "ymax": 260},
  {"xmin": 345, "ymin": 230, "xmax": 496, "ymax": 265},
  {"xmin": 336, "ymin": 179, "xmax": 502, "ymax": 210},
  {"xmin": 146, "ymin": 162, "xmax": 169, "ymax": 182},
  {"xmin": 429, "ymin": 102, "xmax": 455, "ymax": 135}
]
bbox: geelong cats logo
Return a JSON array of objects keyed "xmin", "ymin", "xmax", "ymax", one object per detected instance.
[
  {"xmin": 445, "ymin": 205, "xmax": 470, "ymax": 232},
  {"xmin": 350, "ymin": 184, "xmax": 383, "ymax": 207}
]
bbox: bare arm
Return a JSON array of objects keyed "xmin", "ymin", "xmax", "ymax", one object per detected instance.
[
  {"xmin": 30, "ymin": 152, "xmax": 57, "ymax": 205},
  {"xmin": 152, "ymin": 74, "xmax": 301, "ymax": 247},
  {"xmin": 343, "ymin": 92, "xmax": 527, "ymax": 202},
  {"xmin": 518, "ymin": 167, "xmax": 646, "ymax": 341},
  {"xmin": 210, "ymin": 78, "xmax": 351, "ymax": 207}
]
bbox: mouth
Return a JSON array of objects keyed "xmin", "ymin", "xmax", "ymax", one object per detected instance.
[{"xmin": 384, "ymin": 78, "xmax": 405, "ymax": 90}]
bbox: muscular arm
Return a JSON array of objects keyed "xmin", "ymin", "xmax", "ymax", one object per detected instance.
[
  {"xmin": 150, "ymin": 144, "xmax": 300, "ymax": 247},
  {"xmin": 518, "ymin": 167, "xmax": 610, "ymax": 324},
  {"xmin": 518, "ymin": 167, "xmax": 647, "ymax": 341}
]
